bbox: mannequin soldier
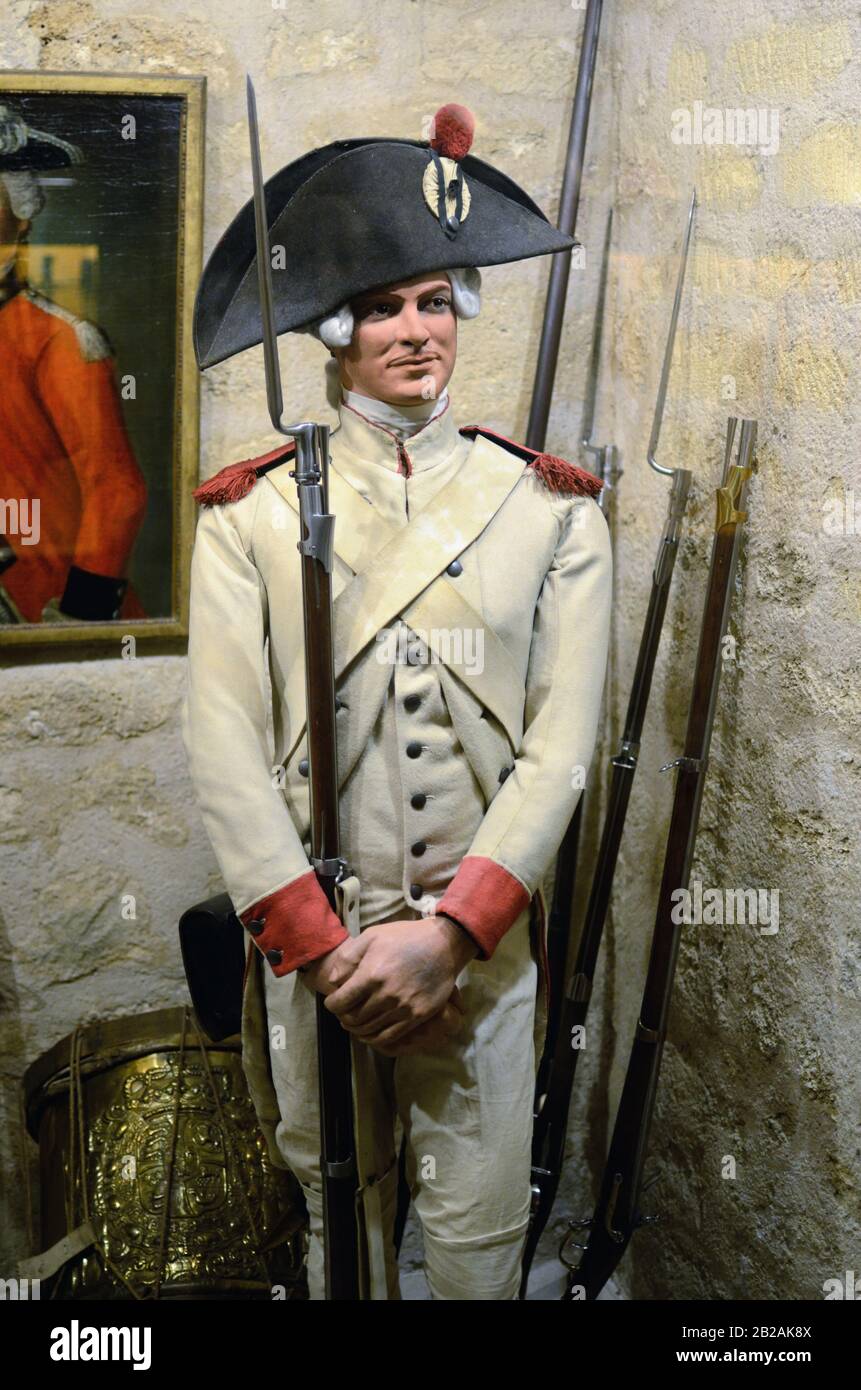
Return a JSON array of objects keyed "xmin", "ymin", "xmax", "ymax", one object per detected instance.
[{"xmin": 183, "ymin": 103, "xmax": 612, "ymax": 1299}]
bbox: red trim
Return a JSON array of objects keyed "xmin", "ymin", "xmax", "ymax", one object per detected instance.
[
  {"xmin": 193, "ymin": 441, "xmax": 296, "ymax": 507},
  {"xmin": 436, "ymin": 855, "xmax": 531, "ymax": 960},
  {"xmin": 239, "ymin": 870, "xmax": 350, "ymax": 977}
]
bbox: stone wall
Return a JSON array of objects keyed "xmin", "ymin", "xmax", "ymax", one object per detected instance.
[
  {"xmin": 592, "ymin": 0, "xmax": 860, "ymax": 1300},
  {"xmin": 1, "ymin": 0, "xmax": 858, "ymax": 1299}
]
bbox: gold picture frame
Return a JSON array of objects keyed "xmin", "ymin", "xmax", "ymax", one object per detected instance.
[{"xmin": 0, "ymin": 71, "xmax": 205, "ymax": 651}]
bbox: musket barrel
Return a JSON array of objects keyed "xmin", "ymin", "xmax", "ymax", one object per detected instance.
[
  {"xmin": 569, "ymin": 418, "xmax": 758, "ymax": 1300},
  {"xmin": 246, "ymin": 74, "xmax": 362, "ymax": 1300},
  {"xmin": 526, "ymin": 0, "xmax": 603, "ymax": 449}
]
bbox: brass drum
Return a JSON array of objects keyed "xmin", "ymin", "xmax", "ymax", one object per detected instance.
[{"xmin": 23, "ymin": 1006, "xmax": 308, "ymax": 1299}]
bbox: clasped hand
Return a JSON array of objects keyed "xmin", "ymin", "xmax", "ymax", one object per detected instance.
[{"xmin": 300, "ymin": 916, "xmax": 477, "ymax": 1057}]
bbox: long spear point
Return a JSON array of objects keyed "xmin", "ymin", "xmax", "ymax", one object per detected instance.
[
  {"xmin": 246, "ymin": 73, "xmax": 286, "ymax": 434},
  {"xmin": 580, "ymin": 205, "xmax": 614, "ymax": 452},
  {"xmin": 647, "ymin": 188, "xmax": 697, "ymax": 478}
]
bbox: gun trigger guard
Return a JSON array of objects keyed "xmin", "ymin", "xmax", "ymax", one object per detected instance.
[{"xmin": 558, "ymin": 1217, "xmax": 593, "ymax": 1269}]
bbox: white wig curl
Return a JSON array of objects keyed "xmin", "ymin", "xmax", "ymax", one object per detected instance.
[{"xmin": 0, "ymin": 170, "xmax": 45, "ymax": 222}]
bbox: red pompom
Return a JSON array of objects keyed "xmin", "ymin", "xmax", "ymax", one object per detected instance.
[{"xmin": 430, "ymin": 103, "xmax": 475, "ymax": 161}]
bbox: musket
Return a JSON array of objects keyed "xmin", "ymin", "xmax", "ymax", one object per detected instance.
[
  {"xmin": 521, "ymin": 191, "xmax": 697, "ymax": 1295},
  {"xmin": 560, "ymin": 417, "xmax": 757, "ymax": 1301},
  {"xmin": 525, "ymin": 199, "xmax": 619, "ymax": 1234},
  {"xmin": 526, "ymin": 0, "xmax": 603, "ymax": 447},
  {"xmin": 247, "ymin": 76, "xmax": 361, "ymax": 1301},
  {"xmin": 524, "ymin": 0, "xmax": 605, "ymax": 1188}
]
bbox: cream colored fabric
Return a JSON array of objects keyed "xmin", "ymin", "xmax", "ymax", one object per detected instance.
[
  {"xmin": 341, "ymin": 386, "xmax": 449, "ymax": 438},
  {"xmin": 338, "ymin": 617, "xmax": 486, "ymax": 926},
  {"xmin": 182, "ymin": 397, "xmax": 612, "ymax": 1296},
  {"xmin": 264, "ymin": 899, "xmax": 540, "ymax": 1300}
]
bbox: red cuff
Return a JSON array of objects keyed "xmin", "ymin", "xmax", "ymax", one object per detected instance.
[
  {"xmin": 436, "ymin": 855, "xmax": 531, "ymax": 960},
  {"xmin": 239, "ymin": 869, "xmax": 350, "ymax": 977}
]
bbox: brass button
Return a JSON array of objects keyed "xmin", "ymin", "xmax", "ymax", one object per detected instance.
[{"xmin": 265, "ymin": 948, "xmax": 283, "ymax": 966}]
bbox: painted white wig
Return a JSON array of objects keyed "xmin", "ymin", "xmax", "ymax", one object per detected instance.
[
  {"xmin": 302, "ymin": 266, "xmax": 482, "ymax": 351},
  {"xmin": 0, "ymin": 170, "xmax": 45, "ymax": 221}
]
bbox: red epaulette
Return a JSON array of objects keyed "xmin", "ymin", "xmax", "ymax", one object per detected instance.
[
  {"xmin": 459, "ymin": 425, "xmax": 603, "ymax": 498},
  {"xmin": 193, "ymin": 441, "xmax": 296, "ymax": 507}
]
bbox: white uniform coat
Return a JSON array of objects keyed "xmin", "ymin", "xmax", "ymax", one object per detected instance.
[{"xmin": 181, "ymin": 398, "xmax": 613, "ymax": 1192}]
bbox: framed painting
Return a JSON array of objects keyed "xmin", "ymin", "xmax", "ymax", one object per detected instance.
[{"xmin": 0, "ymin": 71, "xmax": 204, "ymax": 649}]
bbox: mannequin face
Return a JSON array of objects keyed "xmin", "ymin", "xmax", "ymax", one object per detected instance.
[{"xmin": 334, "ymin": 271, "xmax": 457, "ymax": 405}]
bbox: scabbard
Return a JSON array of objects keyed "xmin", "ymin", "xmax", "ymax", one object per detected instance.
[{"xmin": 333, "ymin": 873, "xmax": 398, "ymax": 1301}]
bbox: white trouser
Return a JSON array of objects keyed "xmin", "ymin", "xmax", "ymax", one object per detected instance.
[{"xmin": 262, "ymin": 903, "xmax": 539, "ymax": 1300}]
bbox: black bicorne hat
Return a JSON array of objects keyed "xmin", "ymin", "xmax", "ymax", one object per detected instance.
[{"xmin": 194, "ymin": 103, "xmax": 577, "ymax": 370}]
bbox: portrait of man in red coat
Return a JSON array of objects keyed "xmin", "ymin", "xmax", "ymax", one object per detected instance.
[{"xmin": 0, "ymin": 106, "xmax": 147, "ymax": 625}]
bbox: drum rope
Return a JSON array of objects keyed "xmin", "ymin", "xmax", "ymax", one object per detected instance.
[
  {"xmin": 187, "ymin": 1007, "xmax": 274, "ymax": 1286},
  {"xmin": 152, "ymin": 1007, "xmax": 188, "ymax": 1298},
  {"xmin": 63, "ymin": 1026, "xmax": 144, "ymax": 1300}
]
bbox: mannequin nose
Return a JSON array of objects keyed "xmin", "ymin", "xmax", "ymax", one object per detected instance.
[{"xmin": 397, "ymin": 304, "xmax": 430, "ymax": 344}]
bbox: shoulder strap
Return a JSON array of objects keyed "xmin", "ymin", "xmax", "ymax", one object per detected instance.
[
  {"xmin": 197, "ymin": 427, "xmax": 602, "ymax": 506},
  {"xmin": 458, "ymin": 425, "xmax": 603, "ymax": 498},
  {"xmin": 193, "ymin": 441, "xmax": 296, "ymax": 507}
]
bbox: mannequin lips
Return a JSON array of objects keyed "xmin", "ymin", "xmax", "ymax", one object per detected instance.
[{"xmin": 390, "ymin": 354, "xmax": 438, "ymax": 368}]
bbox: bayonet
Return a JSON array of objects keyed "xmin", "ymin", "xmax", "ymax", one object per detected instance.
[
  {"xmin": 647, "ymin": 188, "xmax": 697, "ymax": 477},
  {"xmin": 580, "ymin": 207, "xmax": 622, "ymax": 511},
  {"xmin": 527, "ymin": 0, "xmax": 604, "ymax": 445}
]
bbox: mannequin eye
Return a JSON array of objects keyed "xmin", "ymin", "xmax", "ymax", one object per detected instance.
[{"xmin": 358, "ymin": 300, "xmax": 394, "ymax": 319}]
